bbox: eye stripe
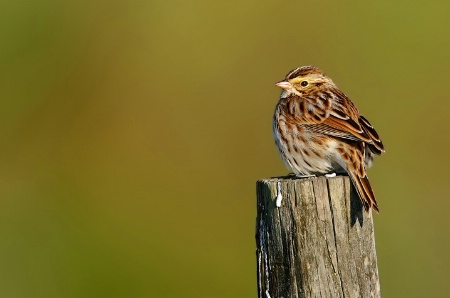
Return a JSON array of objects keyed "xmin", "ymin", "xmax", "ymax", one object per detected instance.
[{"xmin": 289, "ymin": 77, "xmax": 304, "ymax": 84}]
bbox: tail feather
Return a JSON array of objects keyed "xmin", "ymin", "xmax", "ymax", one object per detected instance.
[{"xmin": 348, "ymin": 171, "xmax": 379, "ymax": 213}]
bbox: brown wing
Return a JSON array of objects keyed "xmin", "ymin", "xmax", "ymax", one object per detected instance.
[
  {"xmin": 286, "ymin": 89, "xmax": 384, "ymax": 153},
  {"xmin": 324, "ymin": 92, "xmax": 373, "ymax": 142},
  {"xmin": 301, "ymin": 123, "xmax": 361, "ymax": 141}
]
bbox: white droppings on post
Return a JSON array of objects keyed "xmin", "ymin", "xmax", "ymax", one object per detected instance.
[
  {"xmin": 325, "ymin": 172, "xmax": 336, "ymax": 178},
  {"xmin": 276, "ymin": 181, "xmax": 283, "ymax": 207}
]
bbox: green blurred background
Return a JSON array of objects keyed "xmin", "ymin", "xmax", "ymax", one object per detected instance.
[{"xmin": 1, "ymin": 1, "xmax": 449, "ymax": 297}]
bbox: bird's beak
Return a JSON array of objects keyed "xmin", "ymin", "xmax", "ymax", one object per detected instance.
[{"xmin": 275, "ymin": 80, "xmax": 292, "ymax": 90}]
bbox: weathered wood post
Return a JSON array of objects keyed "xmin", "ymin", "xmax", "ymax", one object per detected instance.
[{"xmin": 256, "ymin": 175, "xmax": 380, "ymax": 298}]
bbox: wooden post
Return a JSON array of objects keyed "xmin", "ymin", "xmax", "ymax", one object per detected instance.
[{"xmin": 256, "ymin": 176, "xmax": 380, "ymax": 298}]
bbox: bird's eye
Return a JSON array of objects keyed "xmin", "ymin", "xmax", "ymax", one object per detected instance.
[{"xmin": 301, "ymin": 81, "xmax": 308, "ymax": 87}]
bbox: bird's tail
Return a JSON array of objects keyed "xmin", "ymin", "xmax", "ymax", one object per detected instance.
[{"xmin": 348, "ymin": 171, "xmax": 379, "ymax": 213}]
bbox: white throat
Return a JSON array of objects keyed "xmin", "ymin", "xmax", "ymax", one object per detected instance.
[
  {"xmin": 280, "ymin": 88, "xmax": 302, "ymax": 99},
  {"xmin": 280, "ymin": 90, "xmax": 290, "ymax": 99}
]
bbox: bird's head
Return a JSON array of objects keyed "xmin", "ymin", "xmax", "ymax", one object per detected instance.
[{"xmin": 275, "ymin": 66, "xmax": 335, "ymax": 98}]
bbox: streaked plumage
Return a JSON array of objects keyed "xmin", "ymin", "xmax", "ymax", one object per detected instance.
[{"xmin": 273, "ymin": 66, "xmax": 384, "ymax": 212}]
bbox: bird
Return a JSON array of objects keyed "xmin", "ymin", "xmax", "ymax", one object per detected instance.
[{"xmin": 273, "ymin": 66, "xmax": 384, "ymax": 212}]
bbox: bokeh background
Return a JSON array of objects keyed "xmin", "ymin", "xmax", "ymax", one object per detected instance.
[{"xmin": 1, "ymin": 1, "xmax": 449, "ymax": 297}]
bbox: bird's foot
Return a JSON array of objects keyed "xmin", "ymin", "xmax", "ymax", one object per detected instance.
[
  {"xmin": 296, "ymin": 174, "xmax": 316, "ymax": 178},
  {"xmin": 286, "ymin": 172, "xmax": 316, "ymax": 179}
]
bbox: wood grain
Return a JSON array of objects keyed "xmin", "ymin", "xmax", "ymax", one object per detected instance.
[{"xmin": 256, "ymin": 176, "xmax": 380, "ymax": 298}]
